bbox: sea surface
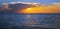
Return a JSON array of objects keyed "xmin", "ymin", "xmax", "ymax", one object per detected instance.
[{"xmin": 0, "ymin": 13, "xmax": 60, "ymax": 29}]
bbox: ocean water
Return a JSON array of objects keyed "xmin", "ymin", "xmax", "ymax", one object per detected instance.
[{"xmin": 0, "ymin": 14, "xmax": 60, "ymax": 29}]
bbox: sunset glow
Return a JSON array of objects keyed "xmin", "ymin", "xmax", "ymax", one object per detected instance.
[{"xmin": 17, "ymin": 5, "xmax": 60, "ymax": 13}]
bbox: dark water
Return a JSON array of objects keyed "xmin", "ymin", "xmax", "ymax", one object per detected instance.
[{"xmin": 0, "ymin": 14, "xmax": 60, "ymax": 29}]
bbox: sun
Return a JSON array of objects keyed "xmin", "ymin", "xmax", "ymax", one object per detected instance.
[{"xmin": 26, "ymin": 8, "xmax": 31, "ymax": 11}]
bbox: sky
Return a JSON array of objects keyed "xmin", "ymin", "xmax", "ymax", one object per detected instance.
[
  {"xmin": 0, "ymin": 0, "xmax": 60, "ymax": 13},
  {"xmin": 0, "ymin": 0, "xmax": 60, "ymax": 4}
]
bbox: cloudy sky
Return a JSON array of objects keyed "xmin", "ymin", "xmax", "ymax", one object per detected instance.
[
  {"xmin": 0, "ymin": 0, "xmax": 60, "ymax": 4},
  {"xmin": 0, "ymin": 0, "xmax": 60, "ymax": 13}
]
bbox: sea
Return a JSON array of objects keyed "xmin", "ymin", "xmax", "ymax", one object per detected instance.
[{"xmin": 0, "ymin": 13, "xmax": 60, "ymax": 29}]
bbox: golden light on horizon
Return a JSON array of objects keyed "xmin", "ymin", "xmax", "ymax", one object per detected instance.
[{"xmin": 17, "ymin": 5, "xmax": 60, "ymax": 13}]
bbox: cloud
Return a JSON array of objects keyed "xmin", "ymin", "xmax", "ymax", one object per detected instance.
[{"xmin": 2, "ymin": 2, "xmax": 40, "ymax": 5}]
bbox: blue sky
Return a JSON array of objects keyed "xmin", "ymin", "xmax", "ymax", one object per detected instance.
[{"xmin": 0, "ymin": 0, "xmax": 60, "ymax": 4}]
